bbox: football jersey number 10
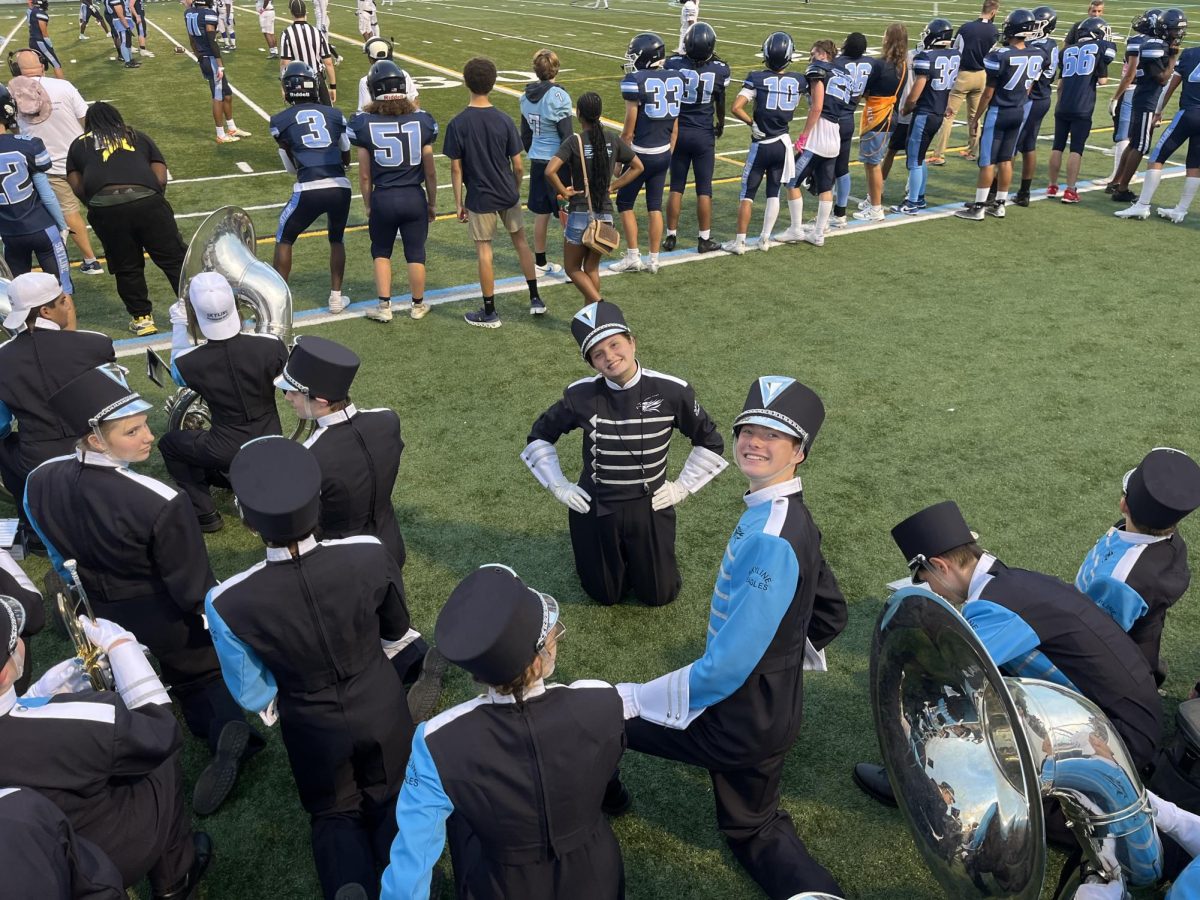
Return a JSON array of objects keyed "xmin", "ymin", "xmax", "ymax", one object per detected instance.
[
  {"xmin": 369, "ymin": 120, "xmax": 422, "ymax": 166},
  {"xmin": 763, "ymin": 75, "xmax": 800, "ymax": 111}
]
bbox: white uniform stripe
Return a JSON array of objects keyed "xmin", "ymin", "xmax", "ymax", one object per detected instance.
[{"xmin": 12, "ymin": 701, "xmax": 116, "ymax": 724}]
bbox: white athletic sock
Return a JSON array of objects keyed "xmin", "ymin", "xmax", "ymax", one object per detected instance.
[
  {"xmin": 648, "ymin": 252, "xmax": 659, "ymax": 265},
  {"xmin": 1178, "ymin": 176, "xmax": 1200, "ymax": 212},
  {"xmin": 787, "ymin": 197, "xmax": 803, "ymax": 227},
  {"xmin": 974, "ymin": 187, "xmax": 990, "ymax": 204},
  {"xmin": 666, "ymin": 228, "xmax": 677, "ymax": 237},
  {"xmin": 626, "ymin": 248, "xmax": 639, "ymax": 261},
  {"xmin": 735, "ymin": 233, "xmax": 746, "ymax": 243},
  {"xmin": 225, "ymin": 118, "xmax": 237, "ymax": 132},
  {"xmin": 996, "ymin": 191, "xmax": 1009, "ymax": 203},
  {"xmin": 814, "ymin": 199, "xmax": 832, "ymax": 233},
  {"xmin": 216, "ymin": 126, "xmax": 225, "ymax": 139},
  {"xmin": 1110, "ymin": 140, "xmax": 1129, "ymax": 178},
  {"xmin": 761, "ymin": 197, "xmax": 780, "ymax": 238},
  {"xmin": 698, "ymin": 229, "xmax": 710, "ymax": 240},
  {"xmin": 1137, "ymin": 168, "xmax": 1164, "ymax": 205}
]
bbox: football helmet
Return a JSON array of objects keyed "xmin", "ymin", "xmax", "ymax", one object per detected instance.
[
  {"xmin": 363, "ymin": 36, "xmax": 392, "ymax": 60},
  {"xmin": 1032, "ymin": 5, "xmax": 1057, "ymax": 37},
  {"xmin": 367, "ymin": 60, "xmax": 407, "ymax": 100},
  {"xmin": 684, "ymin": 22, "xmax": 717, "ymax": 63},
  {"xmin": 1131, "ymin": 8, "xmax": 1164, "ymax": 35},
  {"xmin": 624, "ymin": 32, "xmax": 666, "ymax": 73},
  {"xmin": 761, "ymin": 31, "xmax": 794, "ymax": 71},
  {"xmin": 1002, "ymin": 8, "xmax": 1040, "ymax": 40},
  {"xmin": 1076, "ymin": 15, "xmax": 1113, "ymax": 42},
  {"xmin": 0, "ymin": 85, "xmax": 16, "ymax": 130},
  {"xmin": 281, "ymin": 61, "xmax": 319, "ymax": 104},
  {"xmin": 1157, "ymin": 8, "xmax": 1187, "ymax": 43},
  {"xmin": 920, "ymin": 17, "xmax": 954, "ymax": 48},
  {"xmin": 32, "ymin": 0, "xmax": 49, "ymax": 10}
]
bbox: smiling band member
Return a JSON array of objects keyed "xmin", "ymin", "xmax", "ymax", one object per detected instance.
[
  {"xmin": 522, "ymin": 302, "xmax": 727, "ymax": 607},
  {"xmin": 609, "ymin": 377, "xmax": 847, "ymax": 898}
]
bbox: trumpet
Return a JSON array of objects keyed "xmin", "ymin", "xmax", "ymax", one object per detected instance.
[{"xmin": 56, "ymin": 560, "xmax": 114, "ymax": 692}]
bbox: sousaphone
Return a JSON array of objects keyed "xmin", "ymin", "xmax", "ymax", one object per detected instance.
[{"xmin": 871, "ymin": 586, "xmax": 1162, "ymax": 898}]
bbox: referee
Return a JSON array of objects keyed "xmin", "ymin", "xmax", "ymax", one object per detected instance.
[{"xmin": 279, "ymin": 0, "xmax": 335, "ymax": 104}]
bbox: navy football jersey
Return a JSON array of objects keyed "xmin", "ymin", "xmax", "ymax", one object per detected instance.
[
  {"xmin": 1133, "ymin": 38, "xmax": 1170, "ymax": 108},
  {"xmin": 1056, "ymin": 39, "xmax": 1117, "ymax": 117},
  {"xmin": 1029, "ymin": 37, "xmax": 1060, "ymax": 102},
  {"xmin": 103, "ymin": 0, "xmax": 129, "ymax": 17},
  {"xmin": 1126, "ymin": 33, "xmax": 1147, "ymax": 63},
  {"xmin": 0, "ymin": 134, "xmax": 54, "ymax": 235},
  {"xmin": 805, "ymin": 59, "xmax": 855, "ymax": 123},
  {"xmin": 1176, "ymin": 47, "xmax": 1200, "ymax": 110},
  {"xmin": 27, "ymin": 7, "xmax": 49, "ymax": 44},
  {"xmin": 984, "ymin": 46, "xmax": 1044, "ymax": 108},
  {"xmin": 664, "ymin": 55, "xmax": 732, "ymax": 132},
  {"xmin": 184, "ymin": 6, "xmax": 219, "ymax": 57},
  {"xmin": 620, "ymin": 68, "xmax": 686, "ymax": 152},
  {"xmin": 833, "ymin": 54, "xmax": 874, "ymax": 117},
  {"xmin": 270, "ymin": 104, "xmax": 350, "ymax": 183},
  {"xmin": 912, "ymin": 47, "xmax": 962, "ymax": 117},
  {"xmin": 739, "ymin": 69, "xmax": 803, "ymax": 139},
  {"xmin": 348, "ymin": 110, "xmax": 438, "ymax": 189}
]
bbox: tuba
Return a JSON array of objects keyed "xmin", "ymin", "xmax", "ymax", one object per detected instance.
[
  {"xmin": 55, "ymin": 559, "xmax": 114, "ymax": 691},
  {"xmin": 871, "ymin": 586, "xmax": 1162, "ymax": 899},
  {"xmin": 0, "ymin": 256, "xmax": 15, "ymax": 336}
]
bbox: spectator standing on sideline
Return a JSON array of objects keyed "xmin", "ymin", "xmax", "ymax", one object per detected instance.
[
  {"xmin": 65, "ymin": 103, "xmax": 188, "ymax": 336},
  {"xmin": 519, "ymin": 49, "xmax": 573, "ymax": 279},
  {"xmin": 853, "ymin": 22, "xmax": 909, "ymax": 221},
  {"xmin": 279, "ymin": 0, "xmax": 335, "ymax": 105},
  {"xmin": 10, "ymin": 51, "xmax": 103, "ymax": 277},
  {"xmin": 443, "ymin": 57, "xmax": 545, "ymax": 329},
  {"xmin": 930, "ymin": 0, "xmax": 1000, "ymax": 164}
]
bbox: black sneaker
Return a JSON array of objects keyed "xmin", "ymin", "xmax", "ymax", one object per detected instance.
[
  {"xmin": 464, "ymin": 307, "xmax": 501, "ymax": 328},
  {"xmin": 124, "ymin": 59, "xmax": 141, "ymax": 68},
  {"xmin": 1013, "ymin": 192, "xmax": 1030, "ymax": 207},
  {"xmin": 407, "ymin": 647, "xmax": 448, "ymax": 723},
  {"xmin": 152, "ymin": 832, "xmax": 213, "ymax": 900},
  {"xmin": 1111, "ymin": 189, "xmax": 1137, "ymax": 202},
  {"xmin": 697, "ymin": 237, "xmax": 720, "ymax": 253},
  {"xmin": 529, "ymin": 297, "xmax": 547, "ymax": 316},
  {"xmin": 193, "ymin": 720, "xmax": 250, "ymax": 816},
  {"xmin": 1105, "ymin": 183, "xmax": 1118, "ymax": 194},
  {"xmin": 661, "ymin": 233, "xmax": 677, "ymax": 251}
]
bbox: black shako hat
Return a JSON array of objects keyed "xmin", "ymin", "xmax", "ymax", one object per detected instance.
[
  {"xmin": 275, "ymin": 336, "xmax": 361, "ymax": 402},
  {"xmin": 892, "ymin": 501, "xmax": 976, "ymax": 569},
  {"xmin": 231, "ymin": 437, "xmax": 322, "ymax": 544},
  {"xmin": 571, "ymin": 302, "xmax": 631, "ymax": 361},
  {"xmin": 49, "ymin": 364, "xmax": 153, "ymax": 437},
  {"xmin": 0, "ymin": 595, "xmax": 25, "ymax": 668},
  {"xmin": 1123, "ymin": 447, "xmax": 1200, "ymax": 530},
  {"xmin": 435, "ymin": 565, "xmax": 559, "ymax": 686},
  {"xmin": 732, "ymin": 376, "xmax": 825, "ymax": 453}
]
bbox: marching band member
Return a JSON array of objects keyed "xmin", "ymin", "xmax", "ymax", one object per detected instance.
[
  {"xmin": 381, "ymin": 564, "xmax": 626, "ymax": 900},
  {"xmin": 609, "ymin": 377, "xmax": 847, "ymax": 899},
  {"xmin": 0, "ymin": 604, "xmax": 212, "ymax": 898},
  {"xmin": 159, "ymin": 272, "xmax": 288, "ymax": 532},
  {"xmin": 24, "ymin": 364, "xmax": 261, "ymax": 816},
  {"xmin": 522, "ymin": 302, "xmax": 726, "ymax": 607},
  {"xmin": 207, "ymin": 437, "xmax": 416, "ymax": 900}
]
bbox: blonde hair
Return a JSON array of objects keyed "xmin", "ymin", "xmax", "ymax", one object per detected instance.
[
  {"xmin": 882, "ymin": 23, "xmax": 908, "ymax": 70},
  {"xmin": 533, "ymin": 48, "xmax": 560, "ymax": 81},
  {"xmin": 365, "ymin": 97, "xmax": 415, "ymax": 116}
]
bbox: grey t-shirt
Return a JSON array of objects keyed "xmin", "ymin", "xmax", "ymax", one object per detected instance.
[{"xmin": 552, "ymin": 130, "xmax": 635, "ymax": 214}]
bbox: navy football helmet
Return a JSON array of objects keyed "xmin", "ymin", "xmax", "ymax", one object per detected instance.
[
  {"xmin": 624, "ymin": 32, "xmax": 666, "ymax": 74},
  {"xmin": 1003, "ymin": 8, "xmax": 1040, "ymax": 40},
  {"xmin": 367, "ymin": 60, "xmax": 408, "ymax": 100},
  {"xmin": 920, "ymin": 17, "xmax": 954, "ymax": 47},
  {"xmin": 0, "ymin": 85, "xmax": 16, "ymax": 130},
  {"xmin": 1157, "ymin": 8, "xmax": 1188, "ymax": 43},
  {"xmin": 1132, "ymin": 8, "xmax": 1164, "ymax": 35},
  {"xmin": 32, "ymin": 0, "xmax": 49, "ymax": 10},
  {"xmin": 1032, "ymin": 5, "xmax": 1058, "ymax": 37},
  {"xmin": 281, "ymin": 61, "xmax": 319, "ymax": 104},
  {"xmin": 684, "ymin": 22, "xmax": 717, "ymax": 63},
  {"xmin": 1076, "ymin": 15, "xmax": 1113, "ymax": 42},
  {"xmin": 761, "ymin": 31, "xmax": 794, "ymax": 71}
]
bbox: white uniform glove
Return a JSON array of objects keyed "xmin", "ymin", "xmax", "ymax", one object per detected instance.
[
  {"xmin": 23, "ymin": 658, "xmax": 89, "ymax": 699},
  {"xmin": 1073, "ymin": 877, "xmax": 1127, "ymax": 899},
  {"xmin": 750, "ymin": 122, "xmax": 766, "ymax": 140},
  {"xmin": 651, "ymin": 481, "xmax": 689, "ymax": 511},
  {"xmin": 79, "ymin": 616, "xmax": 136, "ymax": 653},
  {"xmin": 1150, "ymin": 790, "xmax": 1200, "ymax": 856},
  {"xmin": 259, "ymin": 696, "xmax": 279, "ymax": 727},
  {"xmin": 168, "ymin": 300, "xmax": 189, "ymax": 326},
  {"xmin": 615, "ymin": 682, "xmax": 641, "ymax": 720},
  {"xmin": 521, "ymin": 440, "xmax": 592, "ymax": 514},
  {"xmin": 652, "ymin": 446, "xmax": 727, "ymax": 511}
]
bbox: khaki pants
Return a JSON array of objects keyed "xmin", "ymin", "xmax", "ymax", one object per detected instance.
[{"xmin": 934, "ymin": 68, "xmax": 988, "ymax": 158}]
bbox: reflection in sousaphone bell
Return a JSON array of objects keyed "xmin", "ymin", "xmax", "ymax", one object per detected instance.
[{"xmin": 871, "ymin": 587, "xmax": 1162, "ymax": 899}]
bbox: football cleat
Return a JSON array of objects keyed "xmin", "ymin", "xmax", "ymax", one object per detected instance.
[
  {"xmin": 227, "ymin": 127, "xmax": 251, "ymax": 138},
  {"xmin": 757, "ymin": 235, "xmax": 775, "ymax": 252},
  {"xmin": 1111, "ymin": 189, "xmax": 1138, "ymax": 202},
  {"xmin": 1013, "ymin": 192, "xmax": 1031, "ymax": 207},
  {"xmin": 1061, "ymin": 188, "xmax": 1081, "ymax": 203},
  {"xmin": 697, "ymin": 237, "xmax": 720, "ymax": 253},
  {"xmin": 720, "ymin": 238, "xmax": 746, "ymax": 255},
  {"xmin": 139, "ymin": 48, "xmax": 155, "ymax": 57},
  {"xmin": 1157, "ymin": 206, "xmax": 1187, "ymax": 223},
  {"xmin": 801, "ymin": 225, "xmax": 824, "ymax": 247},
  {"xmin": 661, "ymin": 234, "xmax": 677, "ymax": 251},
  {"xmin": 986, "ymin": 200, "xmax": 1006, "ymax": 218},
  {"xmin": 955, "ymin": 203, "xmax": 986, "ymax": 221},
  {"xmin": 215, "ymin": 133, "xmax": 239, "ymax": 144},
  {"xmin": 79, "ymin": 260, "xmax": 104, "ymax": 275},
  {"xmin": 1114, "ymin": 203, "xmax": 1150, "ymax": 219},
  {"xmin": 1046, "ymin": 183, "xmax": 1059, "ymax": 197},
  {"xmin": 645, "ymin": 258, "xmax": 660, "ymax": 274},
  {"xmin": 773, "ymin": 226, "xmax": 805, "ymax": 243},
  {"xmin": 608, "ymin": 255, "xmax": 645, "ymax": 273},
  {"xmin": 857, "ymin": 197, "xmax": 872, "ymax": 211}
]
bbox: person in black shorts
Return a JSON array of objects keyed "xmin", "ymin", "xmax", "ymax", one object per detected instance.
[
  {"xmin": 1046, "ymin": 16, "xmax": 1116, "ymax": 203},
  {"xmin": 519, "ymin": 49, "xmax": 572, "ymax": 278}
]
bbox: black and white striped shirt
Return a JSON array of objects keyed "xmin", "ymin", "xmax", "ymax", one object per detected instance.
[{"xmin": 279, "ymin": 20, "xmax": 330, "ymax": 70}]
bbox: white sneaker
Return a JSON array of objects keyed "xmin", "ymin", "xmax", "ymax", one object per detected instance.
[
  {"xmin": 534, "ymin": 262, "xmax": 563, "ymax": 277},
  {"xmin": 409, "ymin": 301, "xmax": 430, "ymax": 319},
  {"xmin": 853, "ymin": 205, "xmax": 885, "ymax": 222},
  {"xmin": 801, "ymin": 225, "xmax": 825, "ymax": 247},
  {"xmin": 327, "ymin": 292, "xmax": 348, "ymax": 314},
  {"xmin": 1114, "ymin": 203, "xmax": 1150, "ymax": 220},
  {"xmin": 78, "ymin": 33, "xmax": 91, "ymax": 40},
  {"xmin": 774, "ymin": 226, "xmax": 805, "ymax": 243},
  {"xmin": 645, "ymin": 258, "xmax": 660, "ymax": 274},
  {"xmin": 857, "ymin": 197, "xmax": 871, "ymax": 211},
  {"xmin": 365, "ymin": 301, "xmax": 393, "ymax": 323},
  {"xmin": 757, "ymin": 235, "xmax": 775, "ymax": 252},
  {"xmin": 827, "ymin": 215, "xmax": 848, "ymax": 230},
  {"xmin": 609, "ymin": 255, "xmax": 645, "ymax": 273},
  {"xmin": 1157, "ymin": 206, "xmax": 1187, "ymax": 223},
  {"xmin": 140, "ymin": 48, "xmax": 155, "ymax": 57},
  {"xmin": 720, "ymin": 238, "xmax": 746, "ymax": 255}
]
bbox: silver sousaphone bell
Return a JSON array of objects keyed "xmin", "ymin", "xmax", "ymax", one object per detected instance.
[
  {"xmin": 0, "ymin": 256, "xmax": 16, "ymax": 336},
  {"xmin": 871, "ymin": 586, "xmax": 1162, "ymax": 899}
]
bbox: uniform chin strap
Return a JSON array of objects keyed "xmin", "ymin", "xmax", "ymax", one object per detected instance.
[{"xmin": 108, "ymin": 642, "xmax": 171, "ymax": 708}]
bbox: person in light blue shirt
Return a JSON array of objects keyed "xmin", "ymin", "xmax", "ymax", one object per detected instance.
[{"xmin": 519, "ymin": 49, "xmax": 573, "ymax": 279}]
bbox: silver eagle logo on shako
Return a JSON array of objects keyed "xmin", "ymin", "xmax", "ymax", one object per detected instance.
[{"xmin": 637, "ymin": 395, "xmax": 664, "ymax": 414}]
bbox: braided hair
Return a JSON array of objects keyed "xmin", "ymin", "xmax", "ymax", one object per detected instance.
[
  {"xmin": 576, "ymin": 92, "xmax": 610, "ymax": 211},
  {"xmin": 83, "ymin": 102, "xmax": 136, "ymax": 156}
]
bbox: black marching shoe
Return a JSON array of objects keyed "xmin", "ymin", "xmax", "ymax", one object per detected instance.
[
  {"xmin": 697, "ymin": 236, "xmax": 720, "ymax": 253},
  {"xmin": 197, "ymin": 510, "xmax": 224, "ymax": 534},
  {"xmin": 406, "ymin": 647, "xmax": 448, "ymax": 723},
  {"xmin": 661, "ymin": 233, "xmax": 677, "ymax": 251},
  {"xmin": 333, "ymin": 885, "xmax": 368, "ymax": 900},
  {"xmin": 852, "ymin": 762, "xmax": 898, "ymax": 807},
  {"xmin": 193, "ymin": 720, "xmax": 250, "ymax": 815},
  {"xmin": 602, "ymin": 776, "xmax": 632, "ymax": 816},
  {"xmin": 152, "ymin": 832, "xmax": 213, "ymax": 900}
]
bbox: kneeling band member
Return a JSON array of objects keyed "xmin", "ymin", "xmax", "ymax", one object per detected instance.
[
  {"xmin": 207, "ymin": 437, "xmax": 415, "ymax": 900},
  {"xmin": 381, "ymin": 564, "xmax": 626, "ymax": 900},
  {"xmin": 522, "ymin": 302, "xmax": 726, "ymax": 607},
  {"xmin": 159, "ymin": 272, "xmax": 288, "ymax": 532},
  {"xmin": 610, "ymin": 377, "xmax": 847, "ymax": 898}
]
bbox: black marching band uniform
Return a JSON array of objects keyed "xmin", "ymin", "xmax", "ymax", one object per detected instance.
[
  {"xmin": 0, "ymin": 271, "xmax": 114, "ymax": 509},
  {"xmin": 382, "ymin": 564, "xmax": 626, "ymax": 900},
  {"xmin": 523, "ymin": 302, "xmax": 727, "ymax": 606},
  {"xmin": 0, "ymin": 585, "xmax": 212, "ymax": 898},
  {"xmin": 0, "ymin": 544, "xmax": 44, "ymax": 695},
  {"xmin": 612, "ymin": 378, "xmax": 848, "ymax": 899},
  {"xmin": 23, "ymin": 363, "xmax": 258, "ymax": 814},
  {"xmin": 160, "ymin": 271, "xmax": 288, "ymax": 530},
  {"xmin": 206, "ymin": 436, "xmax": 415, "ymax": 900}
]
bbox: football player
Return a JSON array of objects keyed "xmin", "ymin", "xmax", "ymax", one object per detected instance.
[
  {"xmin": 356, "ymin": 0, "xmax": 377, "ymax": 40},
  {"xmin": 956, "ymin": 8, "xmax": 1043, "ymax": 220},
  {"xmin": 27, "ymin": 0, "xmax": 64, "ymax": 79},
  {"xmin": 132, "ymin": 0, "xmax": 152, "ymax": 57},
  {"xmin": 185, "ymin": 0, "xmax": 250, "ymax": 143},
  {"xmin": 892, "ymin": 19, "xmax": 960, "ymax": 214},
  {"xmin": 1046, "ymin": 16, "xmax": 1116, "ymax": 202},
  {"xmin": 612, "ymin": 32, "xmax": 684, "ymax": 274},
  {"xmin": 217, "ymin": 0, "xmax": 235, "ymax": 50},
  {"xmin": 103, "ymin": 0, "xmax": 138, "ymax": 67},
  {"xmin": 356, "ymin": 38, "xmax": 419, "ymax": 113},
  {"xmin": 722, "ymin": 31, "xmax": 802, "ymax": 255},
  {"xmin": 831, "ymin": 33, "xmax": 872, "ymax": 227},
  {"xmin": 1012, "ymin": 6, "xmax": 1061, "ymax": 205},
  {"xmin": 77, "ymin": 0, "xmax": 110, "ymax": 40},
  {"xmin": 256, "ymin": 0, "xmax": 276, "ymax": 57},
  {"xmin": 674, "ymin": 0, "xmax": 698, "ymax": 55},
  {"xmin": 1110, "ymin": 8, "xmax": 1186, "ymax": 202},
  {"xmin": 1115, "ymin": 20, "xmax": 1199, "ymax": 221},
  {"xmin": 1102, "ymin": 8, "xmax": 1160, "ymax": 186},
  {"xmin": 270, "ymin": 62, "xmax": 352, "ymax": 311},
  {"xmin": 663, "ymin": 22, "xmax": 729, "ymax": 254}
]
